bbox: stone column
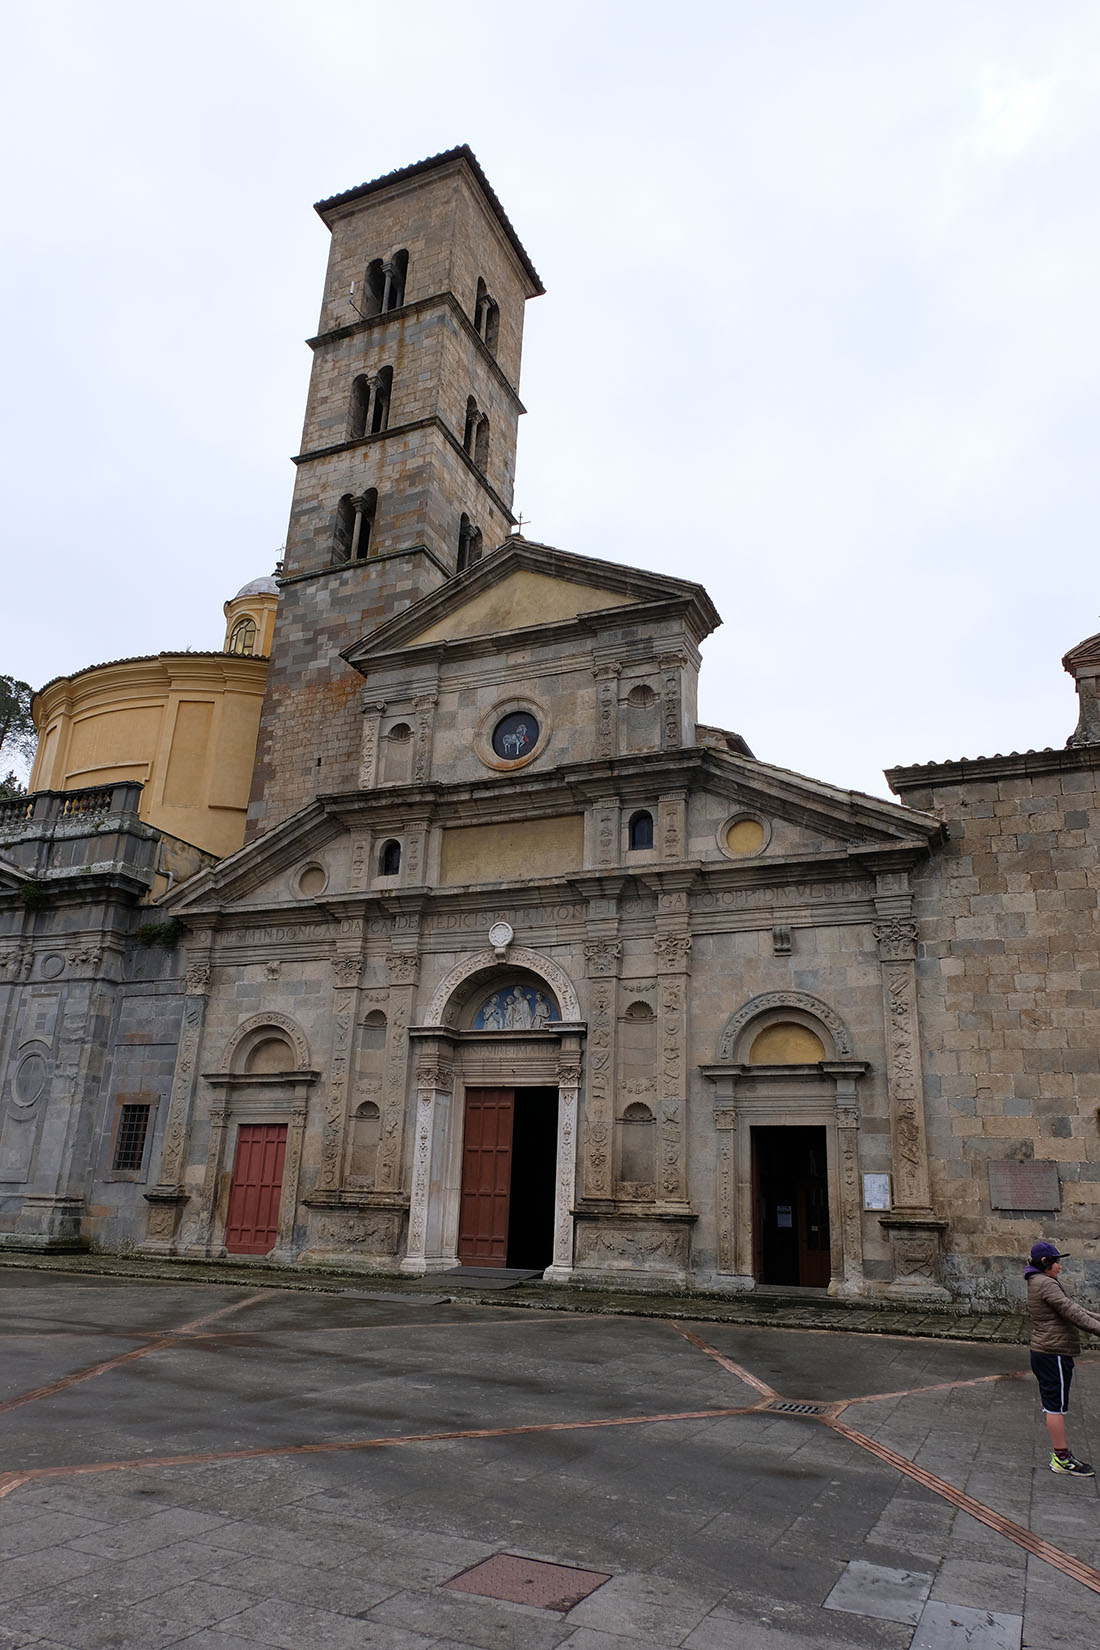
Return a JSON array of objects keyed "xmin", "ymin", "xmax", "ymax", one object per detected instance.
[
  {"xmin": 142, "ymin": 937, "xmax": 212, "ymax": 1252},
  {"xmin": 358, "ymin": 700, "xmax": 386, "ymax": 789},
  {"xmin": 376, "ymin": 950, "xmax": 419, "ymax": 1193},
  {"xmin": 401, "ymin": 1056, "xmax": 453, "ymax": 1273},
  {"xmin": 593, "ymin": 663, "xmax": 621, "ymax": 759},
  {"xmin": 655, "ymin": 929, "xmax": 692, "ymax": 1204},
  {"xmin": 581, "ymin": 939, "xmax": 620, "ymax": 1199},
  {"xmin": 317, "ymin": 954, "xmax": 362, "ymax": 1192},
  {"xmin": 545, "ymin": 1039, "xmax": 583, "ymax": 1282},
  {"xmin": 872, "ymin": 916, "xmax": 947, "ymax": 1296}
]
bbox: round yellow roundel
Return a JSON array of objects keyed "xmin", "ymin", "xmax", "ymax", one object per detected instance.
[{"xmin": 726, "ymin": 818, "xmax": 765, "ymax": 855}]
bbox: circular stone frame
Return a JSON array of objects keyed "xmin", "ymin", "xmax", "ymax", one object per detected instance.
[
  {"xmin": 717, "ymin": 812, "xmax": 771, "ymax": 860},
  {"xmin": 294, "ymin": 861, "xmax": 330, "ymax": 899},
  {"xmin": 474, "ymin": 695, "xmax": 553, "ymax": 773}
]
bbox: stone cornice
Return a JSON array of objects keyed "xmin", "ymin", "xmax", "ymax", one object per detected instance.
[
  {"xmin": 887, "ymin": 743, "xmax": 1100, "ymax": 794},
  {"xmin": 305, "ymin": 290, "xmax": 527, "ymax": 406}
]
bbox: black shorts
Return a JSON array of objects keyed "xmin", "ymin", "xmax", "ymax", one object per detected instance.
[{"xmin": 1031, "ymin": 1350, "xmax": 1074, "ymax": 1414}]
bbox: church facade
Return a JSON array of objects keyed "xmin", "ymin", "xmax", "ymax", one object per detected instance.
[{"xmin": 2, "ymin": 148, "xmax": 1098, "ymax": 1307}]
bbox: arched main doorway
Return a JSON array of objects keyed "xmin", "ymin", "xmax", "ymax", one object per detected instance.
[{"xmin": 405, "ymin": 949, "xmax": 583, "ymax": 1279}]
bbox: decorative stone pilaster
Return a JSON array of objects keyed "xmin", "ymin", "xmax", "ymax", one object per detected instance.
[
  {"xmin": 142, "ymin": 933, "xmax": 212, "ymax": 1252},
  {"xmin": 592, "ymin": 798, "xmax": 621, "ymax": 868},
  {"xmin": 593, "ymin": 664, "xmax": 621, "ymax": 759},
  {"xmin": 376, "ymin": 950, "xmax": 419, "ymax": 1192},
  {"xmin": 655, "ymin": 929, "xmax": 691, "ymax": 1203},
  {"xmin": 657, "ymin": 791, "xmax": 686, "ymax": 861},
  {"xmin": 317, "ymin": 953, "xmax": 362, "ymax": 1192},
  {"xmin": 833, "ymin": 1092, "xmax": 865, "ymax": 1296},
  {"xmin": 401, "ymin": 1057, "xmax": 453, "ymax": 1273},
  {"xmin": 403, "ymin": 819, "xmax": 429, "ymax": 886},
  {"xmin": 271, "ymin": 1107, "xmax": 307, "ymax": 1260},
  {"xmin": 581, "ymin": 939, "xmax": 620, "ymax": 1199},
  {"xmin": 659, "ymin": 651, "xmax": 686, "ymax": 750},
  {"xmin": 358, "ymin": 700, "xmax": 386, "ymax": 789},
  {"xmin": 872, "ymin": 916, "xmax": 947, "ymax": 1297},
  {"xmin": 195, "ymin": 1105, "xmax": 231, "ymax": 1254},
  {"xmin": 544, "ymin": 1041, "xmax": 583, "ymax": 1282},
  {"xmin": 412, "ymin": 693, "xmax": 437, "ymax": 782}
]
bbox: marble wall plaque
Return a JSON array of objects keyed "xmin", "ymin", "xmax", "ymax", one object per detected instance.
[{"xmin": 988, "ymin": 1160, "xmax": 1061, "ymax": 1212}]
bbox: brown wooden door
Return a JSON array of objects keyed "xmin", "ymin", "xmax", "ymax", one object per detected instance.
[
  {"xmin": 458, "ymin": 1088, "xmax": 514, "ymax": 1266},
  {"xmin": 225, "ymin": 1123, "xmax": 288, "ymax": 1255}
]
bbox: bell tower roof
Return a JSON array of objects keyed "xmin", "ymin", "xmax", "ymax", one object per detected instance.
[{"xmin": 314, "ymin": 145, "xmax": 545, "ymax": 296}]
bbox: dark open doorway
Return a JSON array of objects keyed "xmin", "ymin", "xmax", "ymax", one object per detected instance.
[
  {"xmin": 458, "ymin": 1086, "xmax": 557, "ymax": 1269},
  {"xmin": 752, "ymin": 1125, "xmax": 831, "ymax": 1287}
]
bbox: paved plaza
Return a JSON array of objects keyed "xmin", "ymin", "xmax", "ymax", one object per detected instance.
[{"xmin": 1, "ymin": 1268, "xmax": 1098, "ymax": 1649}]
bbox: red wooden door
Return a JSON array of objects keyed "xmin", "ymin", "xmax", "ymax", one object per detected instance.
[
  {"xmin": 458, "ymin": 1088, "xmax": 514, "ymax": 1266},
  {"xmin": 225, "ymin": 1124, "xmax": 288, "ymax": 1255}
]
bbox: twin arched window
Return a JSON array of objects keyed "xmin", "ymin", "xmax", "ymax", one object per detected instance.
[
  {"xmin": 474, "ymin": 277, "xmax": 500, "ymax": 354},
  {"xmin": 457, "ymin": 513, "xmax": 483, "ymax": 573},
  {"xmin": 463, "ymin": 396, "xmax": 490, "ymax": 470},
  {"xmin": 334, "ymin": 490, "xmax": 378, "ymax": 563},
  {"xmin": 360, "ymin": 250, "xmax": 408, "ymax": 318},
  {"xmin": 348, "ymin": 367, "xmax": 393, "ymax": 440}
]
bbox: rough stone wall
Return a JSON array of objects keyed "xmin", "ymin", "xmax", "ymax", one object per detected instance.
[
  {"xmin": 900, "ymin": 752, "xmax": 1100, "ymax": 1305},
  {"xmin": 245, "ymin": 554, "xmax": 447, "ymax": 837}
]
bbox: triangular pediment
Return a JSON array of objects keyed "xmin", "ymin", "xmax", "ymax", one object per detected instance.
[
  {"xmin": 1064, "ymin": 631, "xmax": 1100, "ymax": 675},
  {"xmin": 0, "ymin": 853, "xmax": 28, "ymax": 895},
  {"xmin": 343, "ymin": 538, "xmax": 720, "ymax": 669},
  {"xmin": 699, "ymin": 747, "xmax": 943, "ymax": 853},
  {"xmin": 160, "ymin": 801, "xmax": 348, "ymax": 915}
]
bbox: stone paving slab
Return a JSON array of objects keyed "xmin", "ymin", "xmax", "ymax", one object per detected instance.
[{"xmin": 1, "ymin": 1267, "xmax": 1098, "ymax": 1650}]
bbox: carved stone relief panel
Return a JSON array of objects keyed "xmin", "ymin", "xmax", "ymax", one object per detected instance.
[
  {"xmin": 358, "ymin": 701, "xmax": 386, "ymax": 789},
  {"xmin": 593, "ymin": 664, "xmax": 621, "ymax": 759}
]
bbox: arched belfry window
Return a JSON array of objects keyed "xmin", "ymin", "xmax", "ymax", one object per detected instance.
[
  {"xmin": 362, "ymin": 259, "xmax": 386, "ymax": 318},
  {"xmin": 628, "ymin": 810, "xmax": 654, "ymax": 851},
  {"xmin": 371, "ymin": 366, "xmax": 393, "ymax": 433},
  {"xmin": 383, "ymin": 250, "xmax": 408, "ymax": 312},
  {"xmin": 228, "ymin": 617, "xmax": 257, "ymax": 657},
  {"xmin": 348, "ymin": 368, "xmax": 393, "ymax": 442},
  {"xmin": 473, "ymin": 413, "xmax": 490, "ymax": 472},
  {"xmin": 457, "ymin": 514, "xmax": 483, "ymax": 573},
  {"xmin": 463, "ymin": 395, "xmax": 480, "ymax": 455},
  {"xmin": 474, "ymin": 277, "xmax": 500, "ymax": 355},
  {"xmin": 333, "ymin": 490, "xmax": 378, "ymax": 564},
  {"xmin": 348, "ymin": 375, "xmax": 370, "ymax": 440},
  {"xmin": 379, "ymin": 839, "xmax": 401, "ymax": 877}
]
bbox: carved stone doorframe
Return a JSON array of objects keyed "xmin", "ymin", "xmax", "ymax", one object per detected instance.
[
  {"xmin": 403, "ymin": 1026, "xmax": 584, "ymax": 1279},
  {"xmin": 701, "ymin": 1062, "xmax": 869, "ymax": 1296},
  {"xmin": 188, "ymin": 1071, "xmax": 317, "ymax": 1260}
]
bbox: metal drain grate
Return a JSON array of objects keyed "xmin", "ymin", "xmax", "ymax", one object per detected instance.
[
  {"xmin": 768, "ymin": 1400, "xmax": 827, "ymax": 1415},
  {"xmin": 444, "ymin": 1553, "xmax": 611, "ymax": 1611}
]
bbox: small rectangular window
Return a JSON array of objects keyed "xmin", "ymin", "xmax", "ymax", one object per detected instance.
[{"xmin": 113, "ymin": 1103, "xmax": 151, "ymax": 1172}]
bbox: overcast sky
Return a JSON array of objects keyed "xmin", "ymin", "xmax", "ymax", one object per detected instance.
[{"xmin": 2, "ymin": 1, "xmax": 1098, "ymax": 799}]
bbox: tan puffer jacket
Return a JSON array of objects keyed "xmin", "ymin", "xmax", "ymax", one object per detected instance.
[{"xmin": 1027, "ymin": 1270, "xmax": 1100, "ymax": 1355}]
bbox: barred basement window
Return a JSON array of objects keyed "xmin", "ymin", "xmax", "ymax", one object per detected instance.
[{"xmin": 113, "ymin": 1103, "xmax": 150, "ymax": 1171}]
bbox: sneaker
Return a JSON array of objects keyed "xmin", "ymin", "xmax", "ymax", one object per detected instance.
[{"xmin": 1051, "ymin": 1452, "xmax": 1095, "ymax": 1475}]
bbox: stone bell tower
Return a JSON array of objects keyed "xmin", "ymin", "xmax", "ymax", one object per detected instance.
[{"xmin": 246, "ymin": 147, "xmax": 544, "ymax": 837}]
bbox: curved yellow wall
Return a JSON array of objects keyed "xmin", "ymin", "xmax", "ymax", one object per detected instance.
[{"xmin": 30, "ymin": 652, "xmax": 269, "ymax": 859}]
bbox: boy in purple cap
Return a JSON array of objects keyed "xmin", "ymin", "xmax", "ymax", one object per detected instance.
[{"xmin": 1025, "ymin": 1240, "xmax": 1100, "ymax": 1474}]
